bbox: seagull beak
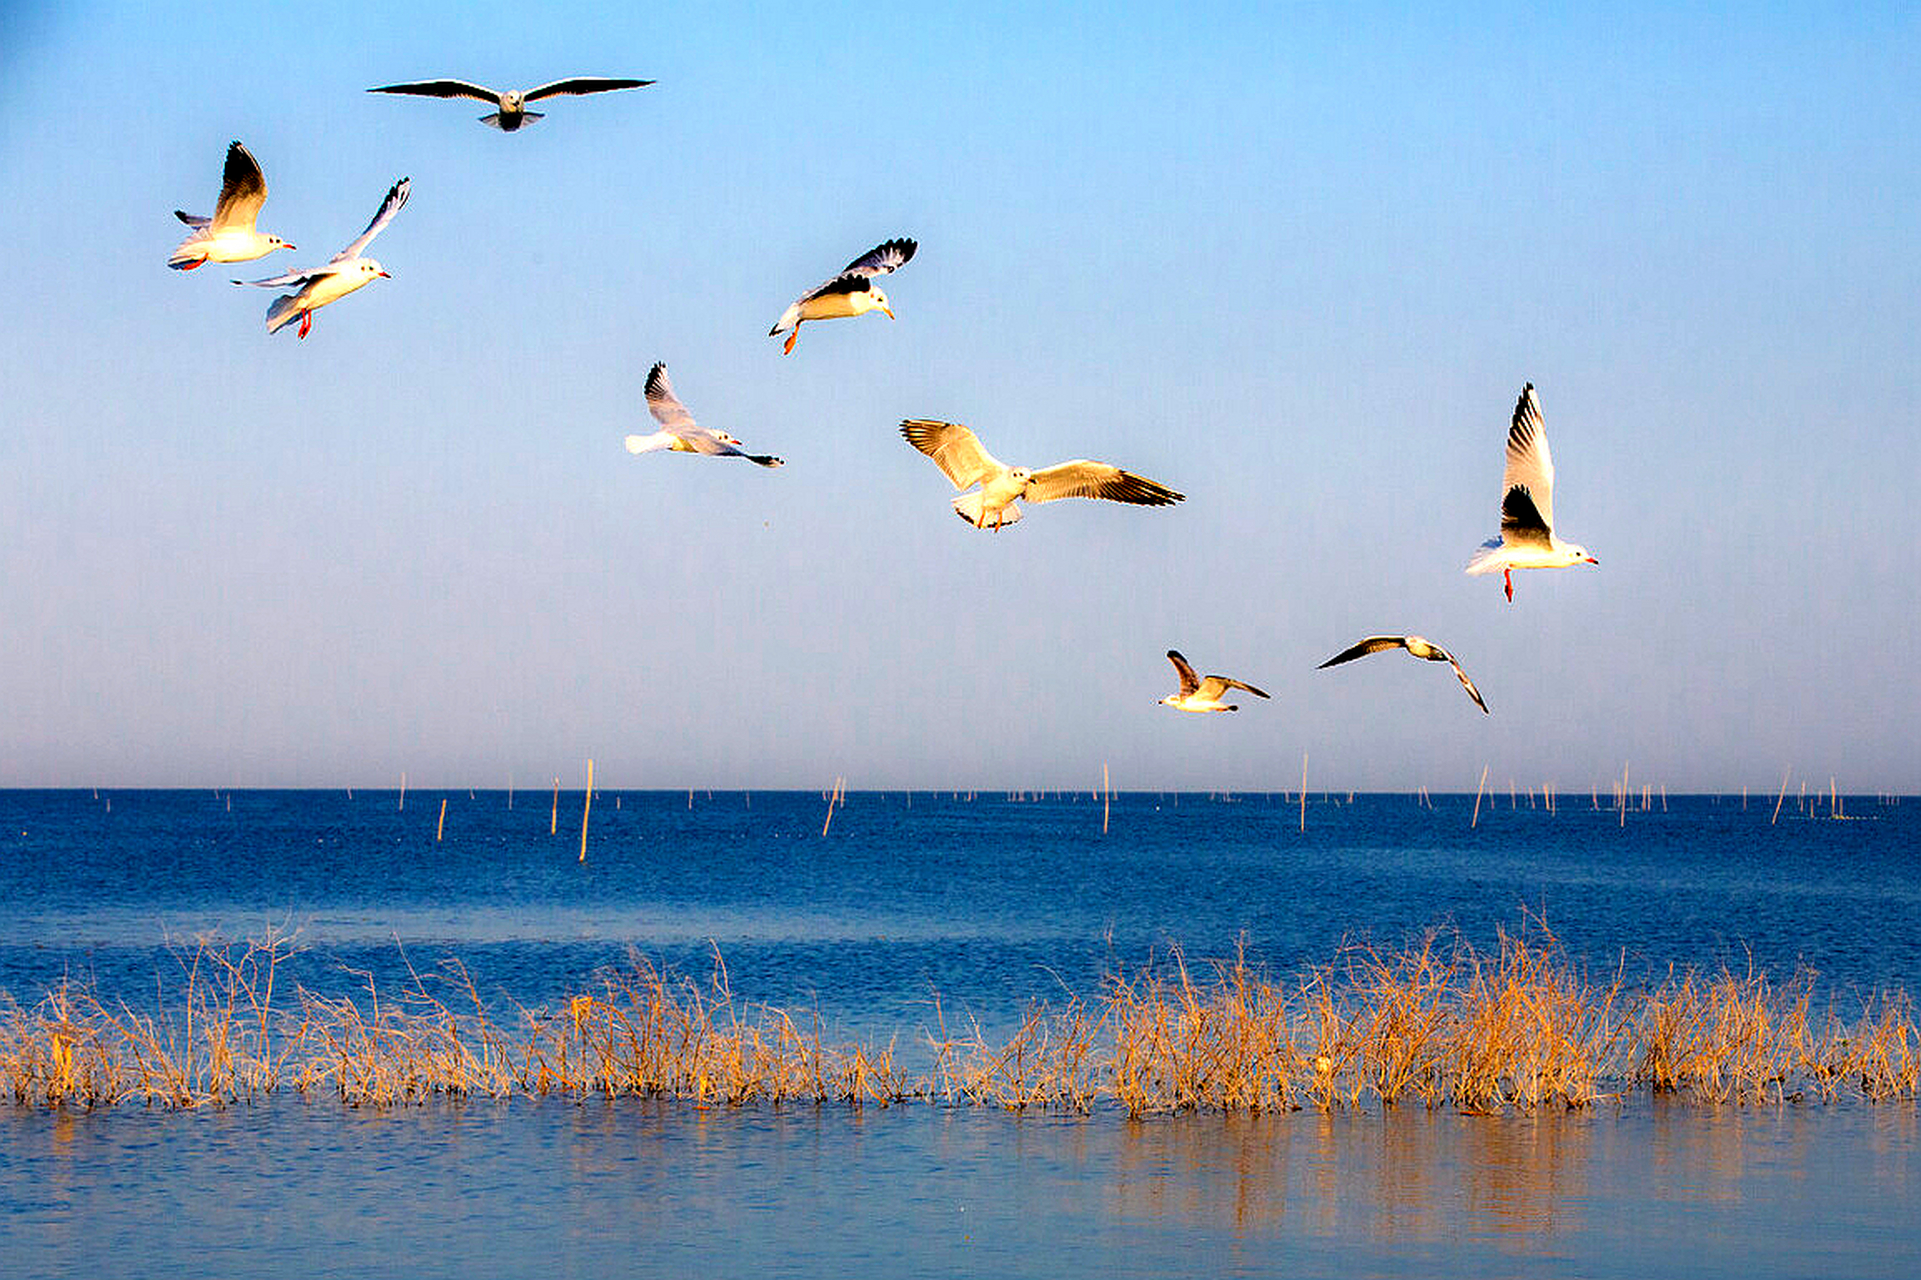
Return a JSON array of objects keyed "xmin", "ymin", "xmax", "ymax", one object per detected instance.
[
  {"xmin": 379, "ymin": 270, "xmax": 392, "ymax": 279},
  {"xmin": 882, "ymin": 305, "xmax": 896, "ymax": 320},
  {"xmin": 1586, "ymin": 556, "xmax": 1599, "ymax": 565}
]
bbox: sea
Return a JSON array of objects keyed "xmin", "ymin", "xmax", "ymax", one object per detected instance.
[{"xmin": 1, "ymin": 787, "xmax": 1916, "ymax": 1278}]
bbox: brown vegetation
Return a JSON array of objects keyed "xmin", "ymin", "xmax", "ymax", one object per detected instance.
[{"xmin": 3, "ymin": 928, "xmax": 1914, "ymax": 1113}]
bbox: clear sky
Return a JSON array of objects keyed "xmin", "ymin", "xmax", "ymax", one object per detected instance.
[{"xmin": 2, "ymin": 2, "xmax": 1917, "ymax": 794}]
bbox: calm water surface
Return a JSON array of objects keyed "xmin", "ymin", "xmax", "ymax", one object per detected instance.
[{"xmin": 1, "ymin": 789, "xmax": 1917, "ymax": 1276}]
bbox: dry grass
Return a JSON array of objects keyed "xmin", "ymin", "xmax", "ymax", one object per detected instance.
[{"xmin": 3, "ymin": 928, "xmax": 1915, "ymax": 1114}]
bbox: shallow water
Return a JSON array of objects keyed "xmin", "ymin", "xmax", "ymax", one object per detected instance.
[
  {"xmin": 1, "ymin": 789, "xmax": 1917, "ymax": 1276},
  {"xmin": 3, "ymin": 1099, "xmax": 1915, "ymax": 1279}
]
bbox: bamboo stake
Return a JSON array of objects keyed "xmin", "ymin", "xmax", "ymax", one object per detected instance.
[
  {"xmin": 436, "ymin": 798, "xmax": 447, "ymax": 842},
  {"xmin": 1771, "ymin": 767, "xmax": 1791, "ymax": 825},
  {"xmin": 1103, "ymin": 764, "xmax": 1111, "ymax": 835},
  {"xmin": 551, "ymin": 778, "xmax": 559, "ymax": 835},
  {"xmin": 1299, "ymin": 754, "xmax": 1308, "ymax": 833},
  {"xmin": 1471, "ymin": 764, "xmax": 1489, "ymax": 828},
  {"xmin": 1619, "ymin": 762, "xmax": 1629, "ymax": 828},
  {"xmin": 822, "ymin": 776, "xmax": 843, "ymax": 836},
  {"xmin": 399, "ymin": 771, "xmax": 407, "ymax": 812},
  {"xmin": 578, "ymin": 759, "xmax": 594, "ymax": 862}
]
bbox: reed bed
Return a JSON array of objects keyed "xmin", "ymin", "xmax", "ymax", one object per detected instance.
[{"xmin": 3, "ymin": 930, "xmax": 1915, "ymax": 1114}]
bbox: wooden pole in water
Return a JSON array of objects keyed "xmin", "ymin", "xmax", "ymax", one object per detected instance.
[
  {"xmin": 1771, "ymin": 767, "xmax": 1790, "ymax": 825},
  {"xmin": 1619, "ymin": 762, "xmax": 1629, "ymax": 828},
  {"xmin": 822, "ymin": 776, "xmax": 842, "ymax": 836},
  {"xmin": 436, "ymin": 798, "xmax": 447, "ymax": 842},
  {"xmin": 1103, "ymin": 764, "xmax": 1111, "ymax": 835},
  {"xmin": 399, "ymin": 772, "xmax": 407, "ymax": 812},
  {"xmin": 551, "ymin": 778, "xmax": 559, "ymax": 835},
  {"xmin": 1471, "ymin": 764, "xmax": 1489, "ymax": 828},
  {"xmin": 1299, "ymin": 754, "xmax": 1308, "ymax": 833},
  {"xmin": 578, "ymin": 759, "xmax": 594, "ymax": 862}
]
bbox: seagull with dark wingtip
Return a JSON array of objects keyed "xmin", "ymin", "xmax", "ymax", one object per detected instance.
[
  {"xmin": 1159, "ymin": 651, "xmax": 1270, "ymax": 713},
  {"xmin": 169, "ymin": 141, "xmax": 294, "ymax": 270},
  {"xmin": 367, "ymin": 77, "xmax": 654, "ymax": 130},
  {"xmin": 1466, "ymin": 383, "xmax": 1598, "ymax": 601},
  {"xmin": 770, "ymin": 239, "xmax": 916, "ymax": 354},
  {"xmin": 899, "ymin": 419, "xmax": 1183, "ymax": 530},
  {"xmin": 235, "ymin": 177, "xmax": 409, "ymax": 338},
  {"xmin": 1317, "ymin": 635, "xmax": 1489, "ymax": 714}
]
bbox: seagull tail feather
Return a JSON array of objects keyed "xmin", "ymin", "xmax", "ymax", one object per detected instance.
[
  {"xmin": 1464, "ymin": 542, "xmax": 1506, "ymax": 575},
  {"xmin": 953, "ymin": 494, "xmax": 1020, "ymax": 529}
]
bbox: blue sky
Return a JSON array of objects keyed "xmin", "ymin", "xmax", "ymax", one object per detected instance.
[{"xmin": 2, "ymin": 2, "xmax": 1916, "ymax": 792}]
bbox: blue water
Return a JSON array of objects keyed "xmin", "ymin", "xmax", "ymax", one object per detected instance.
[{"xmin": 2, "ymin": 789, "xmax": 1917, "ymax": 1278}]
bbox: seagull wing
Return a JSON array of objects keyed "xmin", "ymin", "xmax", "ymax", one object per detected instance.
[
  {"xmin": 368, "ymin": 80, "xmax": 502, "ymax": 103},
  {"xmin": 643, "ymin": 362, "xmax": 697, "ymax": 431},
  {"xmin": 1317, "ymin": 636, "xmax": 1410, "ymax": 668},
  {"xmin": 1199, "ymin": 675, "xmax": 1270, "ymax": 700},
  {"xmin": 332, "ymin": 177, "xmax": 411, "ymax": 263},
  {"xmin": 1446, "ymin": 654, "xmax": 1490, "ymax": 714},
  {"xmin": 1023, "ymin": 461, "xmax": 1184, "ymax": 507},
  {"xmin": 524, "ymin": 77, "xmax": 656, "ymax": 101},
  {"xmin": 234, "ymin": 267, "xmax": 329, "ymax": 289},
  {"xmin": 839, "ymin": 237, "xmax": 916, "ymax": 279},
  {"xmin": 1500, "ymin": 383, "xmax": 1556, "ymax": 540},
  {"xmin": 900, "ymin": 420, "xmax": 1004, "ymax": 490},
  {"xmin": 210, "ymin": 141, "xmax": 267, "ymax": 233},
  {"xmin": 797, "ymin": 272, "xmax": 877, "ymax": 305},
  {"xmin": 1165, "ymin": 650, "xmax": 1201, "ymax": 697}
]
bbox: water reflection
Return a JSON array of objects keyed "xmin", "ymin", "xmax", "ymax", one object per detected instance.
[{"xmin": 3, "ymin": 1100, "xmax": 1918, "ymax": 1278}]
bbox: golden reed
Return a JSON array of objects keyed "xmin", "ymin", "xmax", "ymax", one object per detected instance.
[{"xmin": 3, "ymin": 927, "xmax": 1914, "ymax": 1113}]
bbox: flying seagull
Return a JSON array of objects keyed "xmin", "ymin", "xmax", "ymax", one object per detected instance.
[
  {"xmin": 624, "ymin": 363, "xmax": 783, "ymax": 467},
  {"xmin": 770, "ymin": 238, "xmax": 916, "ymax": 354},
  {"xmin": 367, "ymin": 77, "xmax": 654, "ymax": 130},
  {"xmin": 168, "ymin": 141, "xmax": 294, "ymax": 270},
  {"xmin": 899, "ymin": 419, "xmax": 1183, "ymax": 530},
  {"xmin": 1466, "ymin": 383, "xmax": 1598, "ymax": 601},
  {"xmin": 1160, "ymin": 650, "xmax": 1270, "ymax": 713},
  {"xmin": 1317, "ymin": 636, "xmax": 1489, "ymax": 714},
  {"xmin": 235, "ymin": 177, "xmax": 409, "ymax": 338}
]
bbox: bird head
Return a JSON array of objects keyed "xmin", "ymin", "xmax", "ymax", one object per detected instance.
[
  {"xmin": 357, "ymin": 258, "xmax": 390, "ymax": 280},
  {"xmin": 714, "ymin": 431, "xmax": 744, "ymax": 447},
  {"xmin": 868, "ymin": 287, "xmax": 894, "ymax": 319},
  {"xmin": 1562, "ymin": 544, "xmax": 1598, "ymax": 567},
  {"xmin": 268, "ymin": 235, "xmax": 295, "ymax": 253},
  {"xmin": 501, "ymin": 90, "xmax": 524, "ymax": 112}
]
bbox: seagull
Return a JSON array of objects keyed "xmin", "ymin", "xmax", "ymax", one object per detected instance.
[
  {"xmin": 1317, "ymin": 636, "xmax": 1489, "ymax": 714},
  {"xmin": 1466, "ymin": 383, "xmax": 1598, "ymax": 601},
  {"xmin": 235, "ymin": 177, "xmax": 409, "ymax": 338},
  {"xmin": 624, "ymin": 363, "xmax": 783, "ymax": 467},
  {"xmin": 770, "ymin": 238, "xmax": 916, "ymax": 354},
  {"xmin": 366, "ymin": 77, "xmax": 654, "ymax": 130},
  {"xmin": 168, "ymin": 141, "xmax": 294, "ymax": 270},
  {"xmin": 1160, "ymin": 651, "xmax": 1270, "ymax": 713},
  {"xmin": 899, "ymin": 420, "xmax": 1183, "ymax": 530}
]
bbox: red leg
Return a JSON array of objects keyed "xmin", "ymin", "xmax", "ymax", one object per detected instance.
[
  {"xmin": 180, "ymin": 258, "xmax": 204, "ymax": 271},
  {"xmin": 1503, "ymin": 567, "xmax": 1513, "ymax": 602},
  {"xmin": 297, "ymin": 309, "xmax": 312, "ymax": 339},
  {"xmin": 783, "ymin": 327, "xmax": 799, "ymax": 355}
]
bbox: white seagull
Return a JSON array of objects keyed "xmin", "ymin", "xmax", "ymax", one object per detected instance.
[
  {"xmin": 770, "ymin": 238, "xmax": 916, "ymax": 354},
  {"xmin": 367, "ymin": 77, "xmax": 654, "ymax": 130},
  {"xmin": 900, "ymin": 419, "xmax": 1183, "ymax": 530},
  {"xmin": 1160, "ymin": 651, "xmax": 1270, "ymax": 713},
  {"xmin": 1465, "ymin": 382, "xmax": 1598, "ymax": 601},
  {"xmin": 1317, "ymin": 635, "xmax": 1489, "ymax": 714},
  {"xmin": 168, "ymin": 141, "xmax": 294, "ymax": 270},
  {"xmin": 624, "ymin": 363, "xmax": 784, "ymax": 467},
  {"xmin": 236, "ymin": 178, "xmax": 409, "ymax": 339}
]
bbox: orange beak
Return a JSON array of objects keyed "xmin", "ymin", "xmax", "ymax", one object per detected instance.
[
  {"xmin": 1586, "ymin": 556, "xmax": 1599, "ymax": 565},
  {"xmin": 379, "ymin": 270, "xmax": 392, "ymax": 278},
  {"xmin": 882, "ymin": 305, "xmax": 895, "ymax": 320}
]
